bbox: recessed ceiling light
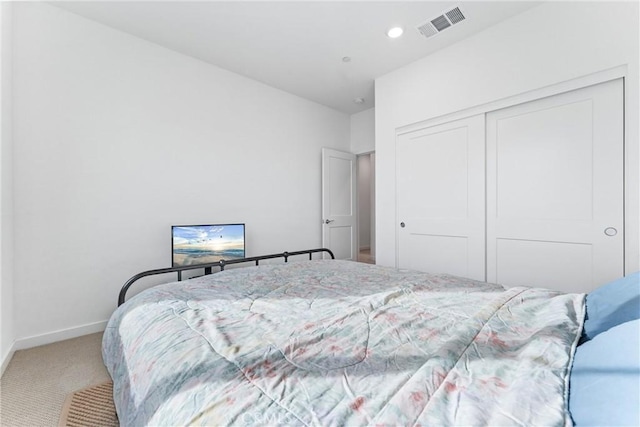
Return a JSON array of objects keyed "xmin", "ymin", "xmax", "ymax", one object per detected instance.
[
  {"xmin": 353, "ymin": 97, "xmax": 365, "ymax": 104},
  {"xmin": 387, "ymin": 27, "xmax": 404, "ymax": 38}
]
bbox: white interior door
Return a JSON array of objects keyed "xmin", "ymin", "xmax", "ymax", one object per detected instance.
[
  {"xmin": 322, "ymin": 148, "xmax": 357, "ymax": 260},
  {"xmin": 486, "ymin": 78, "xmax": 624, "ymax": 293},
  {"xmin": 397, "ymin": 115, "xmax": 485, "ymax": 280}
]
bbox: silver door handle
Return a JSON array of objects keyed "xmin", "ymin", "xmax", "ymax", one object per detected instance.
[{"xmin": 324, "ymin": 219, "xmax": 335, "ymax": 224}]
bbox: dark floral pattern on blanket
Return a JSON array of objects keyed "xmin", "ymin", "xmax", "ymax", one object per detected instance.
[{"xmin": 103, "ymin": 260, "xmax": 584, "ymax": 426}]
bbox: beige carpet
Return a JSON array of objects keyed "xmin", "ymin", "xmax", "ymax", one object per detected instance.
[
  {"xmin": 0, "ymin": 332, "xmax": 111, "ymax": 427},
  {"xmin": 58, "ymin": 381, "xmax": 118, "ymax": 427}
]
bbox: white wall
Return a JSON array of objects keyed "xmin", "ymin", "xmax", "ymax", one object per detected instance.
[
  {"xmin": 375, "ymin": 1, "xmax": 639, "ymax": 271},
  {"xmin": 357, "ymin": 155, "xmax": 371, "ymax": 249},
  {"xmin": 350, "ymin": 107, "xmax": 375, "ymax": 154},
  {"xmin": 369, "ymin": 152, "xmax": 375, "ymax": 259},
  {"xmin": 351, "ymin": 108, "xmax": 375, "ymax": 257},
  {"xmin": 11, "ymin": 3, "xmax": 350, "ymax": 346},
  {"xmin": 0, "ymin": 1, "xmax": 15, "ymax": 372}
]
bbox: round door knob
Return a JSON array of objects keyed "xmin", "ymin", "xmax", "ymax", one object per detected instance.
[
  {"xmin": 400, "ymin": 222, "xmax": 405, "ymax": 228},
  {"xmin": 604, "ymin": 227, "xmax": 617, "ymax": 237}
]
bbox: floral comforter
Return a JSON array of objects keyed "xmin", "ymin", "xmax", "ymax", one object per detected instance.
[{"xmin": 103, "ymin": 260, "xmax": 585, "ymax": 426}]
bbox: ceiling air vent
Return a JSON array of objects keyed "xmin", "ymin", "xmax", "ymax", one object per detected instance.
[
  {"xmin": 417, "ymin": 6, "xmax": 466, "ymax": 39},
  {"xmin": 446, "ymin": 7, "xmax": 465, "ymax": 25},
  {"xmin": 430, "ymin": 15, "xmax": 451, "ymax": 32}
]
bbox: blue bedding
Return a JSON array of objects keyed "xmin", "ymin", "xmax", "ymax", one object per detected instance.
[
  {"xmin": 570, "ymin": 319, "xmax": 640, "ymax": 426},
  {"xmin": 569, "ymin": 272, "xmax": 640, "ymax": 426},
  {"xmin": 581, "ymin": 272, "xmax": 640, "ymax": 341}
]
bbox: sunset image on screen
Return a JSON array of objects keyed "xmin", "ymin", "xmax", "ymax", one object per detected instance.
[{"xmin": 172, "ymin": 224, "xmax": 245, "ymax": 266}]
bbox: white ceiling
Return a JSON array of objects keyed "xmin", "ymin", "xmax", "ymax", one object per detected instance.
[{"xmin": 50, "ymin": 1, "xmax": 541, "ymax": 115}]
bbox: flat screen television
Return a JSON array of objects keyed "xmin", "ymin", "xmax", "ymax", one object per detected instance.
[{"xmin": 171, "ymin": 223, "xmax": 245, "ymax": 267}]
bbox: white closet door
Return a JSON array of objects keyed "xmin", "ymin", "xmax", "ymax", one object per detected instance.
[
  {"xmin": 397, "ymin": 115, "xmax": 485, "ymax": 280},
  {"xmin": 486, "ymin": 79, "xmax": 624, "ymax": 293}
]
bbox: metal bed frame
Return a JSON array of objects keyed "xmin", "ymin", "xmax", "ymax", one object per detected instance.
[{"xmin": 118, "ymin": 248, "xmax": 335, "ymax": 306}]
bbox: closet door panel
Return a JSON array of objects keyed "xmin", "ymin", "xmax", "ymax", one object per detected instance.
[
  {"xmin": 402, "ymin": 235, "xmax": 469, "ymax": 279},
  {"xmin": 496, "ymin": 239, "xmax": 593, "ymax": 290},
  {"xmin": 487, "ymin": 79, "xmax": 624, "ymax": 293},
  {"xmin": 397, "ymin": 115, "xmax": 485, "ymax": 281},
  {"xmin": 494, "ymin": 100, "xmax": 593, "ymax": 221}
]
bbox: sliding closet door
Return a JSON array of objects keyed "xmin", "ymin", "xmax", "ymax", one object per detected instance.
[
  {"xmin": 486, "ymin": 79, "xmax": 624, "ymax": 293},
  {"xmin": 397, "ymin": 115, "xmax": 485, "ymax": 281}
]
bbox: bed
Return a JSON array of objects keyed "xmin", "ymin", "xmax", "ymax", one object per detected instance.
[{"xmin": 103, "ymin": 249, "xmax": 640, "ymax": 426}]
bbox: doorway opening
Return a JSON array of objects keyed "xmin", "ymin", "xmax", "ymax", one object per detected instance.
[{"xmin": 357, "ymin": 152, "xmax": 375, "ymax": 264}]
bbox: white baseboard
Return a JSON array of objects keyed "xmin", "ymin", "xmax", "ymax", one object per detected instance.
[
  {"xmin": 13, "ymin": 320, "xmax": 109, "ymax": 352},
  {"xmin": 1, "ymin": 341, "xmax": 16, "ymax": 376}
]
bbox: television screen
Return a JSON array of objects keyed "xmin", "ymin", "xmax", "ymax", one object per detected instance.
[{"xmin": 172, "ymin": 223, "xmax": 245, "ymax": 267}]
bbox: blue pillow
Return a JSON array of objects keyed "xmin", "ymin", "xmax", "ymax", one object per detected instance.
[
  {"xmin": 582, "ymin": 272, "xmax": 640, "ymax": 341},
  {"xmin": 569, "ymin": 319, "xmax": 640, "ymax": 426}
]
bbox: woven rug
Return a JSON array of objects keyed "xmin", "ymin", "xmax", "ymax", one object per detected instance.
[{"xmin": 58, "ymin": 381, "xmax": 118, "ymax": 427}]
